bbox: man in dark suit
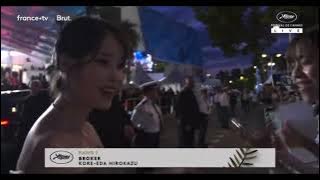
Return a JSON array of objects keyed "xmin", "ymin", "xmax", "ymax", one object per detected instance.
[
  {"xmin": 89, "ymin": 94, "xmax": 136, "ymax": 148},
  {"xmin": 176, "ymin": 76, "xmax": 201, "ymax": 147}
]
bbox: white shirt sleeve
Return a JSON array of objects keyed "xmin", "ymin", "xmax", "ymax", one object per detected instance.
[
  {"xmin": 316, "ymin": 115, "xmax": 319, "ymax": 145},
  {"xmin": 131, "ymin": 107, "xmax": 148, "ymax": 129}
]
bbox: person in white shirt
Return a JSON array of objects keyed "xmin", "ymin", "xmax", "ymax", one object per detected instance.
[
  {"xmin": 219, "ymin": 87, "xmax": 230, "ymax": 129},
  {"xmin": 197, "ymin": 88, "xmax": 211, "ymax": 147},
  {"xmin": 131, "ymin": 81, "xmax": 163, "ymax": 148},
  {"xmin": 214, "ymin": 88, "xmax": 222, "ymax": 125}
]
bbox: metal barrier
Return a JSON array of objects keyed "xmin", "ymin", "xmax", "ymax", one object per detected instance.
[
  {"xmin": 1, "ymin": 89, "xmax": 31, "ymax": 95},
  {"xmin": 123, "ymin": 96, "xmax": 176, "ymax": 115}
]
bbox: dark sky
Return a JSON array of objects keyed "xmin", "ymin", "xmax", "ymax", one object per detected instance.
[
  {"xmin": 147, "ymin": 6, "xmax": 290, "ymax": 71},
  {"xmin": 1, "ymin": 6, "xmax": 291, "ymax": 72}
]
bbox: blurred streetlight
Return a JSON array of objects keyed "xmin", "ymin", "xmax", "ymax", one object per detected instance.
[
  {"xmin": 275, "ymin": 53, "xmax": 282, "ymax": 58},
  {"xmin": 268, "ymin": 62, "xmax": 276, "ymax": 66},
  {"xmin": 229, "ymin": 80, "xmax": 233, "ymax": 84},
  {"xmin": 240, "ymin": 76, "xmax": 244, "ymax": 80},
  {"xmin": 206, "ymin": 74, "xmax": 211, "ymax": 77},
  {"xmin": 129, "ymin": 81, "xmax": 134, "ymax": 84},
  {"xmin": 11, "ymin": 107, "xmax": 17, "ymax": 113},
  {"xmin": 261, "ymin": 54, "xmax": 268, "ymax": 58},
  {"xmin": 253, "ymin": 66, "xmax": 257, "ymax": 69}
]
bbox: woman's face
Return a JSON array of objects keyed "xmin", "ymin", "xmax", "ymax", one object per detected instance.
[
  {"xmin": 289, "ymin": 39, "xmax": 319, "ymax": 104},
  {"xmin": 67, "ymin": 34, "xmax": 126, "ymax": 110}
]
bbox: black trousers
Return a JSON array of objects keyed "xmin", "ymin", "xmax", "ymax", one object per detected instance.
[
  {"xmin": 135, "ymin": 131, "xmax": 160, "ymax": 148},
  {"xmin": 242, "ymin": 100, "xmax": 250, "ymax": 113},
  {"xmin": 219, "ymin": 107, "xmax": 230, "ymax": 129},
  {"xmin": 179, "ymin": 124, "xmax": 196, "ymax": 148},
  {"xmin": 215, "ymin": 103, "xmax": 222, "ymax": 121},
  {"xmin": 230, "ymin": 102, "xmax": 237, "ymax": 118},
  {"xmin": 134, "ymin": 131, "xmax": 160, "ymax": 174},
  {"xmin": 198, "ymin": 114, "xmax": 209, "ymax": 147}
]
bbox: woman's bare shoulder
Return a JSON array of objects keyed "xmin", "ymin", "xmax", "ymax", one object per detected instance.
[
  {"xmin": 16, "ymin": 126, "xmax": 87, "ymax": 174},
  {"xmin": 17, "ymin": 111, "xmax": 81, "ymax": 171},
  {"xmin": 31, "ymin": 107, "xmax": 85, "ymax": 146}
]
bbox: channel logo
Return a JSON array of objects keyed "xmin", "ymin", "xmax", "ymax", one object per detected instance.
[
  {"xmin": 50, "ymin": 151, "xmax": 74, "ymax": 164},
  {"xmin": 276, "ymin": 11, "xmax": 298, "ymax": 23}
]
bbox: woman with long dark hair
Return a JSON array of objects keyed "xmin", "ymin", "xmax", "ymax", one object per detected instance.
[
  {"xmin": 16, "ymin": 16, "xmax": 132, "ymax": 174},
  {"xmin": 283, "ymin": 26, "xmax": 319, "ymax": 154}
]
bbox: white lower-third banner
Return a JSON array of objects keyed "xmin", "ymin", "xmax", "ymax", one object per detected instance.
[{"xmin": 45, "ymin": 148, "xmax": 275, "ymax": 168}]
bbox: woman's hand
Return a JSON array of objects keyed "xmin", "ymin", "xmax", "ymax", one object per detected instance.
[
  {"xmin": 281, "ymin": 121, "xmax": 305, "ymax": 148},
  {"xmin": 280, "ymin": 120, "xmax": 319, "ymax": 157}
]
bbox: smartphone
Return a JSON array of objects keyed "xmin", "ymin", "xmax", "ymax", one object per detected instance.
[{"xmin": 264, "ymin": 106, "xmax": 276, "ymax": 125}]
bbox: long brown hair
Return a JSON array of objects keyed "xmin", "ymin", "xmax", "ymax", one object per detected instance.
[
  {"xmin": 50, "ymin": 16, "xmax": 134, "ymax": 98},
  {"xmin": 285, "ymin": 25, "xmax": 319, "ymax": 70}
]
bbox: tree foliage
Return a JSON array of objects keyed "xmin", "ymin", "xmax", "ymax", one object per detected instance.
[
  {"xmin": 231, "ymin": 68, "xmax": 241, "ymax": 80},
  {"xmin": 153, "ymin": 61, "xmax": 166, "ymax": 72},
  {"xmin": 193, "ymin": 6, "xmax": 318, "ymax": 57}
]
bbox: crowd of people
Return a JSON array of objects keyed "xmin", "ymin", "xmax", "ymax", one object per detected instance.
[
  {"xmin": 1, "ymin": 16, "xmax": 317, "ymax": 174},
  {"xmin": 1, "ymin": 67, "xmax": 49, "ymax": 91}
]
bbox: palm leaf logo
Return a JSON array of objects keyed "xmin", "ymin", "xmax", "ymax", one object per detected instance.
[{"xmin": 228, "ymin": 148, "xmax": 258, "ymax": 168}]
